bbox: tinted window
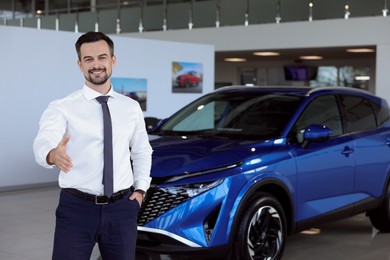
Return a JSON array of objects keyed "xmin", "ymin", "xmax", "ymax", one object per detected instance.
[
  {"xmin": 158, "ymin": 92, "xmax": 302, "ymax": 140},
  {"xmin": 292, "ymin": 95, "xmax": 342, "ymax": 143},
  {"xmin": 340, "ymin": 95, "xmax": 376, "ymax": 133},
  {"xmin": 370, "ymin": 100, "xmax": 390, "ymax": 126}
]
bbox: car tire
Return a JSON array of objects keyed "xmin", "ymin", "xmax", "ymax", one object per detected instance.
[
  {"xmin": 368, "ymin": 181, "xmax": 390, "ymax": 232},
  {"xmin": 185, "ymin": 79, "xmax": 191, "ymax": 88},
  {"xmin": 233, "ymin": 192, "xmax": 286, "ymax": 260}
]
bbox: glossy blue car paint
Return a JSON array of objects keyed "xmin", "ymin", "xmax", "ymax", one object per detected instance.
[{"xmin": 137, "ymin": 86, "xmax": 390, "ymax": 259}]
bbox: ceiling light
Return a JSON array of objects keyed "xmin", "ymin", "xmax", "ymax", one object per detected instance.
[
  {"xmin": 346, "ymin": 48, "xmax": 375, "ymax": 53},
  {"xmin": 299, "ymin": 55, "xmax": 323, "ymax": 60},
  {"xmin": 224, "ymin": 58, "xmax": 247, "ymax": 62},
  {"xmin": 253, "ymin": 51, "xmax": 280, "ymax": 56},
  {"xmin": 301, "ymin": 228, "xmax": 321, "ymax": 235},
  {"xmin": 355, "ymin": 76, "xmax": 370, "ymax": 81}
]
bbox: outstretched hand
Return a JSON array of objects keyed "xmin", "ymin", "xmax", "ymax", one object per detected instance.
[{"xmin": 47, "ymin": 134, "xmax": 73, "ymax": 173}]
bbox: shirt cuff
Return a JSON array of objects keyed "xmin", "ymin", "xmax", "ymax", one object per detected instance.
[
  {"xmin": 133, "ymin": 179, "xmax": 151, "ymax": 193},
  {"xmin": 36, "ymin": 145, "xmax": 55, "ymax": 169}
]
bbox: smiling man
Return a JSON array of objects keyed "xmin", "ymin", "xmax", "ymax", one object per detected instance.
[{"xmin": 33, "ymin": 32, "xmax": 153, "ymax": 260}]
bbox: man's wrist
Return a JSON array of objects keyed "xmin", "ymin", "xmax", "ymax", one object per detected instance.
[
  {"xmin": 46, "ymin": 149, "xmax": 54, "ymax": 165},
  {"xmin": 135, "ymin": 189, "xmax": 146, "ymax": 197}
]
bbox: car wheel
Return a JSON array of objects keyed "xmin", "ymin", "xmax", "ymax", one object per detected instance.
[
  {"xmin": 185, "ymin": 79, "xmax": 191, "ymax": 88},
  {"xmin": 368, "ymin": 181, "xmax": 390, "ymax": 232},
  {"xmin": 233, "ymin": 192, "xmax": 286, "ymax": 260}
]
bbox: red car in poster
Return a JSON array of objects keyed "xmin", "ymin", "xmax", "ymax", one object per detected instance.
[{"xmin": 176, "ymin": 71, "xmax": 201, "ymax": 87}]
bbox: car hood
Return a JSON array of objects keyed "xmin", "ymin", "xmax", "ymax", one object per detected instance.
[{"xmin": 148, "ymin": 135, "xmax": 275, "ymax": 178}]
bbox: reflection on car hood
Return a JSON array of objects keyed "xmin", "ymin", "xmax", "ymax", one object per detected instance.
[{"xmin": 148, "ymin": 135, "xmax": 274, "ymax": 178}]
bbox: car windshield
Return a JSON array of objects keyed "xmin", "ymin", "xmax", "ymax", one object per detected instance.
[{"xmin": 155, "ymin": 91, "xmax": 303, "ymax": 140}]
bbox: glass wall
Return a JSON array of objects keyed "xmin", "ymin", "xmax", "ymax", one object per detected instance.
[{"xmin": 1, "ymin": 0, "xmax": 388, "ymax": 34}]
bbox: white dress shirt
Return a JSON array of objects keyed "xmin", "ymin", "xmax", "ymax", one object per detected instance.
[{"xmin": 33, "ymin": 85, "xmax": 153, "ymax": 195}]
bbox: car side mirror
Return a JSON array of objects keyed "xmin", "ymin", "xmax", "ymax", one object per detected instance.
[
  {"xmin": 302, "ymin": 124, "xmax": 332, "ymax": 148},
  {"xmin": 144, "ymin": 117, "xmax": 161, "ymax": 133},
  {"xmin": 156, "ymin": 118, "xmax": 168, "ymax": 128},
  {"xmin": 146, "ymin": 117, "xmax": 170, "ymax": 133}
]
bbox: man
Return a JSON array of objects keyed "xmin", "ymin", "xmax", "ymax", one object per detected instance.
[{"xmin": 33, "ymin": 31, "xmax": 152, "ymax": 260}]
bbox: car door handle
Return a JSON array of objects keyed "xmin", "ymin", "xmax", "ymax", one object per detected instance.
[
  {"xmin": 386, "ymin": 139, "xmax": 390, "ymax": 147},
  {"xmin": 341, "ymin": 146, "xmax": 354, "ymax": 157}
]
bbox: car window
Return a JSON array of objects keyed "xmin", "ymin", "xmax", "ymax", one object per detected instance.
[
  {"xmin": 171, "ymin": 100, "xmax": 222, "ymax": 131},
  {"xmin": 159, "ymin": 92, "xmax": 302, "ymax": 140},
  {"xmin": 292, "ymin": 95, "xmax": 342, "ymax": 143},
  {"xmin": 370, "ymin": 100, "xmax": 390, "ymax": 127},
  {"xmin": 219, "ymin": 95, "xmax": 297, "ymax": 136},
  {"xmin": 340, "ymin": 95, "xmax": 377, "ymax": 133}
]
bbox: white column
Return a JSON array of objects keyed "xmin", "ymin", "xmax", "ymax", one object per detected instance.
[
  {"xmin": 91, "ymin": 0, "xmax": 97, "ymax": 12},
  {"xmin": 375, "ymin": 45, "xmax": 390, "ymax": 102},
  {"xmin": 45, "ymin": 0, "xmax": 49, "ymax": 15}
]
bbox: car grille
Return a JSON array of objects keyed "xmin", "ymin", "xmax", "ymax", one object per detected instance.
[{"xmin": 137, "ymin": 186, "xmax": 191, "ymax": 226}]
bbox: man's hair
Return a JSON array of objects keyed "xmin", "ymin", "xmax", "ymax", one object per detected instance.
[{"xmin": 75, "ymin": 31, "xmax": 114, "ymax": 60}]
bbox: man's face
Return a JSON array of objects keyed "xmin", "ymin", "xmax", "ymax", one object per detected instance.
[{"xmin": 77, "ymin": 40, "xmax": 116, "ymax": 90}]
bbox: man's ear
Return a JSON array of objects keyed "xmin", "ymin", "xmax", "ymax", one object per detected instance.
[
  {"xmin": 112, "ymin": 55, "xmax": 117, "ymax": 68},
  {"xmin": 77, "ymin": 59, "xmax": 82, "ymax": 71}
]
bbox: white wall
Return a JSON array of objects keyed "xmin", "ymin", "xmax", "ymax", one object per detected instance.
[
  {"xmin": 113, "ymin": 37, "xmax": 214, "ymax": 119},
  {"xmin": 123, "ymin": 16, "xmax": 390, "ymax": 51},
  {"xmin": 376, "ymin": 44, "xmax": 390, "ymax": 99},
  {"xmin": 0, "ymin": 26, "xmax": 214, "ymax": 190},
  {"xmin": 124, "ymin": 16, "xmax": 390, "ymax": 103}
]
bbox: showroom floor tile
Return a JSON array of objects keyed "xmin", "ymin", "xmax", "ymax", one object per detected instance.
[{"xmin": 0, "ymin": 186, "xmax": 389, "ymax": 260}]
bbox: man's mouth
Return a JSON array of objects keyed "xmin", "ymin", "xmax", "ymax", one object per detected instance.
[{"xmin": 89, "ymin": 68, "xmax": 105, "ymax": 75}]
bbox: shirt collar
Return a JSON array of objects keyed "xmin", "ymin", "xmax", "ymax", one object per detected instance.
[{"xmin": 83, "ymin": 84, "xmax": 115, "ymax": 101}]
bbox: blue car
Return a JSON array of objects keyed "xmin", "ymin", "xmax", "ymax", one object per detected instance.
[{"xmin": 137, "ymin": 86, "xmax": 390, "ymax": 259}]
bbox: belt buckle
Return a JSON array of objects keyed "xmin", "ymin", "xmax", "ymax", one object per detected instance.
[{"xmin": 95, "ymin": 196, "xmax": 109, "ymax": 205}]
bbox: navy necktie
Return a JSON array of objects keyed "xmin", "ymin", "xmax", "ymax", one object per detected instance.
[{"xmin": 96, "ymin": 96, "xmax": 114, "ymax": 197}]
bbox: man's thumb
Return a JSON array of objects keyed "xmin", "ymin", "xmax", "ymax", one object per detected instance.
[{"xmin": 60, "ymin": 134, "xmax": 70, "ymax": 147}]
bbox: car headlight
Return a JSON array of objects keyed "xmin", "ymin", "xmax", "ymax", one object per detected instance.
[{"xmin": 160, "ymin": 179, "xmax": 223, "ymax": 198}]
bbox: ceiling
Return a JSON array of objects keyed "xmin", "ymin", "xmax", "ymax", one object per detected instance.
[{"xmin": 215, "ymin": 46, "xmax": 376, "ymax": 63}]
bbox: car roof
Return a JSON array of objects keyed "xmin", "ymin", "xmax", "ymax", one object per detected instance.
[{"xmin": 214, "ymin": 85, "xmax": 378, "ymax": 99}]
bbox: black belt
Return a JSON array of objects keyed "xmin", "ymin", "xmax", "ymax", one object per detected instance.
[{"xmin": 63, "ymin": 187, "xmax": 134, "ymax": 205}]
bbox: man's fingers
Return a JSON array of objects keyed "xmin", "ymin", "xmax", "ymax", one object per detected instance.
[
  {"xmin": 62, "ymin": 155, "xmax": 73, "ymax": 167},
  {"xmin": 60, "ymin": 164, "xmax": 72, "ymax": 173},
  {"xmin": 57, "ymin": 154, "xmax": 73, "ymax": 172},
  {"xmin": 129, "ymin": 192, "xmax": 143, "ymax": 207}
]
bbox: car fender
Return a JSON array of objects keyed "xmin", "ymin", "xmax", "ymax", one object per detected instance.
[{"xmin": 226, "ymin": 171, "xmax": 296, "ymax": 245}]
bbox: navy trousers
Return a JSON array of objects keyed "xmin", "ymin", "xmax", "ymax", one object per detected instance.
[{"xmin": 52, "ymin": 189, "xmax": 139, "ymax": 260}]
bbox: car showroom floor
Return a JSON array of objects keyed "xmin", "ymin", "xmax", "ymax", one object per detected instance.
[{"xmin": 0, "ymin": 186, "xmax": 389, "ymax": 260}]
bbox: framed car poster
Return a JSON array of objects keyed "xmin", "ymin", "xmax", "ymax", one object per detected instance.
[
  {"xmin": 111, "ymin": 77, "xmax": 147, "ymax": 111},
  {"xmin": 172, "ymin": 61, "xmax": 203, "ymax": 93}
]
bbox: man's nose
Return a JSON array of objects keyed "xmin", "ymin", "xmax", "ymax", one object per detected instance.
[{"xmin": 91, "ymin": 64, "xmax": 103, "ymax": 71}]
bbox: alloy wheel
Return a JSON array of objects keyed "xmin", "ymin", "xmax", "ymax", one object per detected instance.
[{"xmin": 246, "ymin": 205, "xmax": 283, "ymax": 259}]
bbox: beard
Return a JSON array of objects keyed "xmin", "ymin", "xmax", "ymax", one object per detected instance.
[{"xmin": 85, "ymin": 67, "xmax": 111, "ymax": 85}]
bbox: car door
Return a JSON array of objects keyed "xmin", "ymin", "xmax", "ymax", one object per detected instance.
[
  {"xmin": 290, "ymin": 95, "xmax": 356, "ymax": 222},
  {"xmin": 339, "ymin": 95, "xmax": 390, "ymax": 208}
]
